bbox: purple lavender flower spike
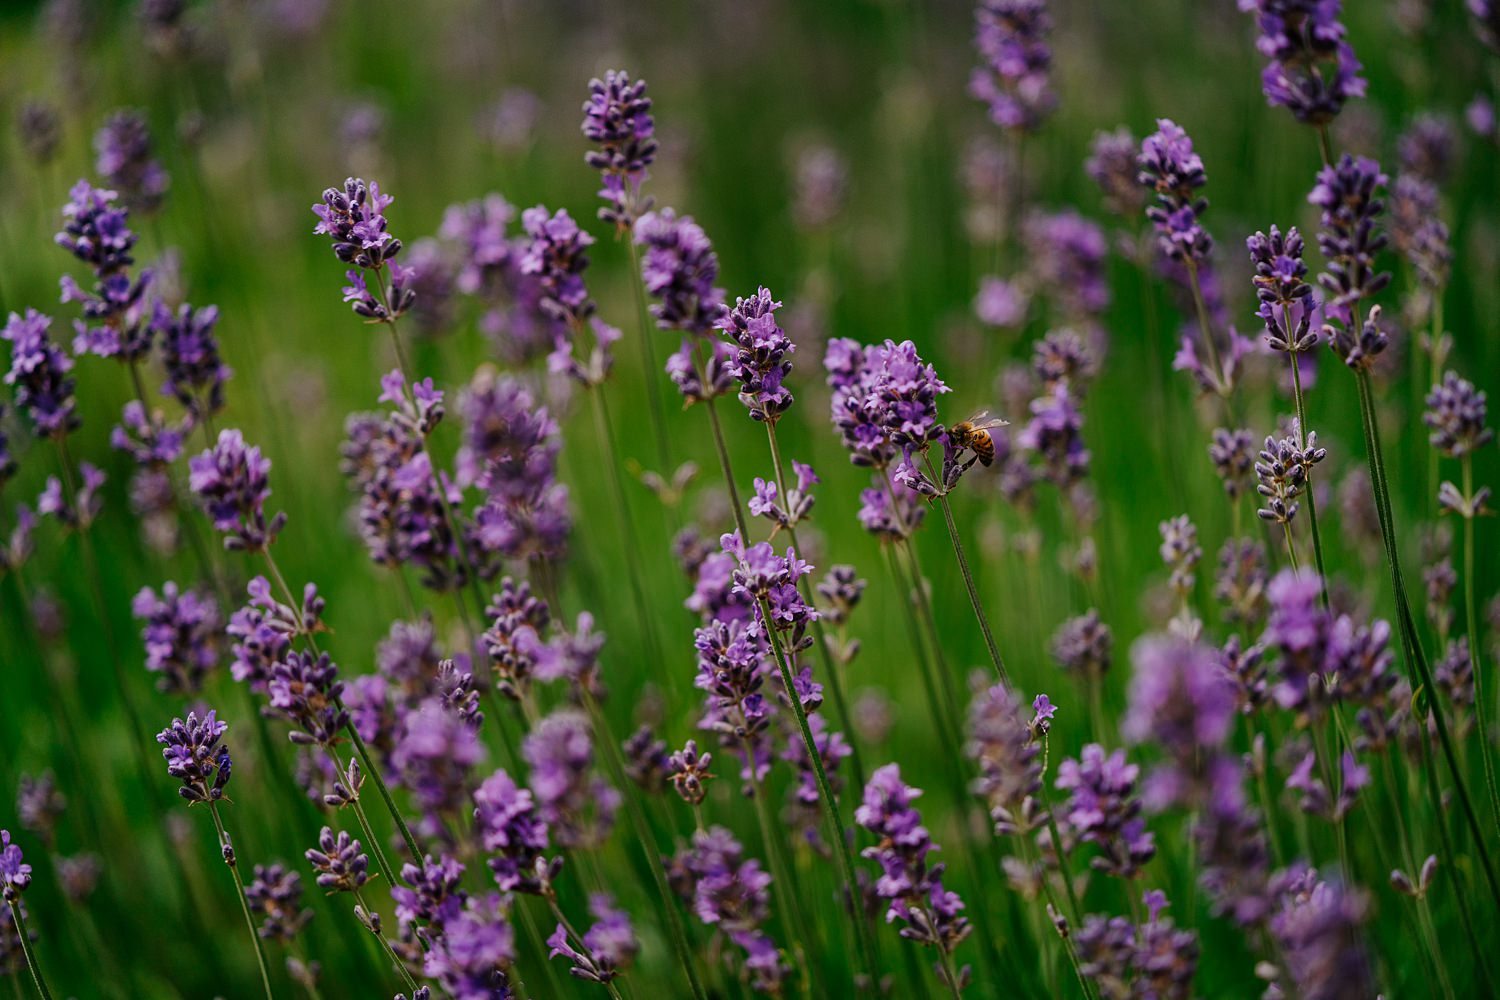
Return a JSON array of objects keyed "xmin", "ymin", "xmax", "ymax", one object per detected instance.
[
  {"xmin": 1051, "ymin": 609, "xmax": 1112, "ymax": 678},
  {"xmin": 1240, "ymin": 1, "xmax": 1366, "ymax": 125},
  {"xmin": 15, "ymin": 773, "xmax": 65, "ymax": 849},
  {"xmin": 721, "ymin": 286, "xmax": 796, "ymax": 423},
  {"xmin": 668, "ymin": 825, "xmax": 790, "ymax": 992},
  {"xmin": 1309, "ymin": 155, "xmax": 1390, "ymax": 314},
  {"xmin": 3, "ymin": 310, "xmax": 79, "ymax": 438},
  {"xmin": 523, "ymin": 709, "xmax": 619, "ymax": 851},
  {"xmin": 132, "ymin": 581, "xmax": 223, "ymax": 695},
  {"xmin": 94, "ymin": 110, "xmax": 169, "ymax": 213},
  {"xmin": 313, "ymin": 177, "xmax": 400, "ymax": 268},
  {"xmin": 1255, "ymin": 430, "xmax": 1326, "ymax": 525},
  {"xmin": 393, "ymin": 697, "xmax": 485, "ymax": 839},
  {"xmin": 634, "ymin": 209, "xmax": 727, "ymax": 339},
  {"xmin": 1266, "ymin": 869, "xmax": 1376, "ymax": 999},
  {"xmin": 423, "ymin": 893, "xmax": 516, "ymax": 1000},
  {"xmin": 855, "ymin": 763, "xmax": 972, "ymax": 957},
  {"xmin": 156, "ymin": 709, "xmax": 233, "ymax": 803},
  {"xmin": 1023, "ymin": 211, "xmax": 1110, "ymax": 319},
  {"xmin": 1424, "ymin": 371, "xmax": 1493, "ymax": 459},
  {"xmin": 1137, "ymin": 120, "xmax": 1212, "ymax": 265},
  {"xmin": 267, "ymin": 651, "xmax": 349, "ymax": 748},
  {"xmin": 189, "ymin": 429, "xmax": 287, "ymax": 552},
  {"xmin": 582, "ymin": 70, "xmax": 658, "ymax": 229},
  {"xmin": 153, "ymin": 301, "xmax": 230, "ymax": 420},
  {"xmin": 1388, "ymin": 175, "xmax": 1452, "ymax": 292},
  {"xmin": 1056, "ymin": 744, "xmax": 1156, "ymax": 879},
  {"xmin": 1087, "ymin": 127, "xmax": 1145, "ymax": 217},
  {"xmin": 393, "ymin": 854, "xmax": 467, "ymax": 944},
  {"xmin": 1018, "ymin": 380, "xmax": 1089, "ymax": 488},
  {"xmin": 1246, "ymin": 225, "xmax": 1318, "ymax": 353},
  {"xmin": 17, "ymin": 101, "xmax": 61, "ymax": 165},
  {"xmin": 483, "ymin": 576, "xmax": 552, "ymax": 700},
  {"xmin": 969, "ymin": 1, "xmax": 1056, "ymax": 134},
  {"xmin": 246, "ymin": 863, "xmax": 314, "ymax": 942},
  {"xmin": 548, "ymin": 893, "xmax": 638, "ymax": 985},
  {"xmin": 473, "ymin": 768, "xmax": 558, "ymax": 895},
  {"xmin": 966, "ymin": 683, "xmax": 1044, "ymax": 836},
  {"xmin": 1262, "ymin": 569, "xmax": 1334, "ymax": 721},
  {"xmin": 55, "ymin": 179, "xmax": 137, "ymax": 274},
  {"xmin": 305, "ymin": 826, "xmax": 369, "ymax": 893},
  {"xmin": 0, "ymin": 831, "xmax": 32, "ymax": 901},
  {"xmin": 1123, "ymin": 636, "xmax": 1238, "ymax": 808}
]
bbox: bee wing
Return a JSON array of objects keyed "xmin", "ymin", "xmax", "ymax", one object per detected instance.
[{"xmin": 971, "ymin": 418, "xmax": 1009, "ymax": 431}]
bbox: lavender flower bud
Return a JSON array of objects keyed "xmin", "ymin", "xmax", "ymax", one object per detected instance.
[
  {"xmin": 246, "ymin": 863, "xmax": 314, "ymax": 942},
  {"xmin": 132, "ymin": 581, "xmax": 223, "ymax": 695},
  {"xmin": 305, "ymin": 826, "xmax": 369, "ymax": 893},
  {"xmin": 156, "ymin": 709, "xmax": 233, "ymax": 803},
  {"xmin": 1309, "ymin": 154, "xmax": 1391, "ymax": 312},
  {"xmin": 1424, "ymin": 370, "xmax": 1493, "ymax": 459},
  {"xmin": 0, "ymin": 831, "xmax": 32, "ymax": 901},
  {"xmin": 189, "ymin": 429, "xmax": 287, "ymax": 552},
  {"xmin": 1137, "ymin": 120, "xmax": 1212, "ymax": 264},
  {"xmin": 582, "ymin": 70, "xmax": 658, "ymax": 229},
  {"xmin": 1240, "ymin": 1, "xmax": 1366, "ymax": 126},
  {"xmin": 968, "ymin": 1, "xmax": 1056, "ymax": 134},
  {"xmin": 94, "ymin": 110, "xmax": 169, "ymax": 214},
  {"xmin": 3, "ymin": 310, "xmax": 79, "ymax": 438}
]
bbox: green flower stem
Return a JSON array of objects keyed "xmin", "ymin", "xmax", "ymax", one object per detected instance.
[
  {"xmin": 208, "ymin": 802, "xmax": 276, "ymax": 1000},
  {"xmin": 625, "ymin": 234, "xmax": 673, "ymax": 469},
  {"xmin": 1460, "ymin": 456, "xmax": 1500, "ymax": 836},
  {"xmin": 755, "ymin": 595, "xmax": 878, "ymax": 992},
  {"xmin": 579, "ymin": 688, "xmax": 708, "ymax": 1000},
  {"xmin": 922, "ymin": 453, "xmax": 1008, "ymax": 683},
  {"xmin": 352, "ymin": 887, "xmax": 420, "ymax": 994},
  {"xmin": 1285, "ymin": 338, "xmax": 1330, "ymax": 611},
  {"xmin": 1352, "ymin": 367, "xmax": 1500, "ymax": 912}
]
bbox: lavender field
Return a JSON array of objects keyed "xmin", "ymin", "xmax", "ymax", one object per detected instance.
[{"xmin": 2, "ymin": 1, "xmax": 1499, "ymax": 997}]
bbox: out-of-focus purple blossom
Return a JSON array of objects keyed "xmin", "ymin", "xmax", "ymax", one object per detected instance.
[
  {"xmin": 792, "ymin": 144, "xmax": 848, "ymax": 229},
  {"xmin": 95, "ymin": 110, "xmax": 169, "ymax": 213},
  {"xmin": 1018, "ymin": 380, "xmax": 1088, "ymax": 487},
  {"xmin": 1424, "ymin": 370, "xmax": 1492, "ymax": 459},
  {"xmin": 749, "ymin": 461, "xmax": 817, "ymax": 534},
  {"xmin": 974, "ymin": 276, "xmax": 1029, "ymax": 328},
  {"xmin": 1266, "ymin": 868, "xmax": 1376, "ymax": 998},
  {"xmin": 305, "ymin": 826, "xmax": 369, "ymax": 893},
  {"xmin": 1216, "ymin": 538, "xmax": 1270, "ymax": 630},
  {"xmin": 132, "ymin": 581, "xmax": 222, "ymax": 695},
  {"xmin": 857, "ymin": 466, "xmax": 927, "ymax": 540},
  {"xmin": 3, "ymin": 310, "xmax": 79, "ymax": 438},
  {"xmin": 1051, "ymin": 609, "xmax": 1112, "ymax": 677},
  {"xmin": 1309, "ymin": 154, "xmax": 1390, "ymax": 313},
  {"xmin": 156, "ymin": 709, "xmax": 233, "ymax": 803},
  {"xmin": 1239, "ymin": 1, "xmax": 1366, "ymax": 125},
  {"xmin": 17, "ymin": 100, "xmax": 61, "ymax": 164},
  {"xmin": 459, "ymin": 370, "xmax": 571, "ymax": 569},
  {"xmin": 473, "ymin": 768, "xmax": 557, "ymax": 895},
  {"xmin": 1286, "ymin": 746, "xmax": 1368, "ymax": 820},
  {"xmin": 399, "ymin": 238, "xmax": 459, "ymax": 337},
  {"xmin": 1137, "ymin": 120, "xmax": 1212, "ymax": 265},
  {"xmin": 423, "ymin": 893, "xmax": 516, "ymax": 1000},
  {"xmin": 1398, "ymin": 114, "xmax": 1458, "ymax": 184},
  {"xmin": 16, "ymin": 773, "xmax": 65, "ymax": 849},
  {"xmin": 0, "ymin": 504, "xmax": 39, "ymax": 576},
  {"xmin": 1208, "ymin": 428, "xmax": 1256, "ymax": 501},
  {"xmin": 635, "ymin": 209, "xmax": 726, "ymax": 338},
  {"xmin": 1033, "ymin": 328, "xmax": 1099, "ymax": 390},
  {"xmin": 1087, "ymin": 127, "xmax": 1145, "ymax": 217},
  {"xmin": 55, "ymin": 853, "xmax": 101, "ymax": 904},
  {"xmin": 966, "ymin": 683, "xmax": 1042, "ymax": 836},
  {"xmin": 37, "ymin": 461, "xmax": 106, "ymax": 532},
  {"xmin": 622, "ymin": 726, "xmax": 670, "ymax": 792},
  {"xmin": 582, "ymin": 70, "xmax": 658, "ymax": 229},
  {"xmin": 190, "ymin": 429, "xmax": 286, "ymax": 552},
  {"xmin": 1076, "ymin": 892, "xmax": 1199, "ymax": 998},
  {"xmin": 1262, "ymin": 569, "xmax": 1334, "ymax": 720},
  {"xmin": 111, "ymin": 400, "xmax": 184, "ymax": 468},
  {"xmin": 393, "ymin": 698, "xmax": 485, "ymax": 839},
  {"xmin": 1124, "ymin": 636, "xmax": 1238, "ymax": 807},
  {"xmin": 693, "ymin": 615, "xmax": 774, "ymax": 788},
  {"xmin": 246, "ymin": 863, "xmax": 314, "ymax": 942},
  {"xmin": 669, "ymin": 826, "xmax": 789, "ymax": 992},
  {"xmin": 393, "ymin": 854, "xmax": 467, "ymax": 944},
  {"xmin": 55, "ymin": 180, "xmax": 136, "ymax": 275},
  {"xmin": 153, "ymin": 301, "xmax": 230, "ymax": 420},
  {"xmin": 1388, "ymin": 174, "xmax": 1452, "ymax": 291},
  {"xmin": 1024, "ymin": 211, "xmax": 1110, "ymax": 318},
  {"xmin": 1435, "ymin": 637, "xmax": 1475, "ymax": 712},
  {"xmin": 520, "ymin": 205, "xmax": 596, "ymax": 327},
  {"xmin": 523, "ymin": 709, "xmax": 619, "ymax": 851},
  {"xmin": 486, "ymin": 87, "xmax": 541, "ymax": 153},
  {"xmin": 1158, "ymin": 515, "xmax": 1201, "ymax": 600},
  {"xmin": 548, "ymin": 893, "xmax": 639, "ymax": 985},
  {"xmin": 969, "ymin": 0, "xmax": 1055, "ymax": 134},
  {"xmin": 780, "ymin": 713, "xmax": 850, "ymax": 847},
  {"xmin": 1330, "ymin": 614, "xmax": 1400, "ymax": 750},
  {"xmin": 856, "ymin": 763, "xmax": 971, "ymax": 956},
  {"xmin": 1056, "ymin": 744, "xmax": 1155, "ymax": 878}
]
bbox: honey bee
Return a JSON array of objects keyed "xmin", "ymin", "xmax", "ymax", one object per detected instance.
[{"xmin": 947, "ymin": 411, "xmax": 1008, "ymax": 468}]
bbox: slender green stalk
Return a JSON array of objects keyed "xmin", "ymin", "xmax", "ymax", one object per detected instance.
[
  {"xmin": 7, "ymin": 900, "xmax": 53, "ymax": 1000},
  {"xmin": 579, "ymin": 689, "xmax": 708, "ymax": 1000},
  {"xmin": 586, "ymin": 385, "xmax": 666, "ymax": 670},
  {"xmin": 327, "ymin": 747, "xmax": 399, "ymax": 890},
  {"xmin": 755, "ymin": 595, "xmax": 879, "ymax": 990},
  {"xmin": 746, "ymin": 767, "xmax": 818, "ymax": 995},
  {"xmin": 625, "ymin": 235, "xmax": 673, "ymax": 469},
  {"xmin": 933, "ymin": 937, "xmax": 965, "ymax": 1000},
  {"xmin": 1285, "ymin": 340, "xmax": 1330, "ymax": 610},
  {"xmin": 1460, "ymin": 456, "xmax": 1500, "ymax": 835},
  {"xmin": 353, "ymin": 887, "xmax": 420, "ymax": 993},
  {"xmin": 1379, "ymin": 752, "xmax": 1455, "ymax": 1000},
  {"xmin": 922, "ymin": 454, "xmax": 1008, "ymax": 683},
  {"xmin": 1352, "ymin": 368, "xmax": 1500, "ymax": 912},
  {"xmin": 765, "ymin": 422, "xmax": 865, "ymax": 787},
  {"xmin": 208, "ymin": 802, "xmax": 276, "ymax": 1000}
]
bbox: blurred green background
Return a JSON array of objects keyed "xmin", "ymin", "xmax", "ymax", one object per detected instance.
[{"xmin": 1, "ymin": 0, "xmax": 1497, "ymax": 996}]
